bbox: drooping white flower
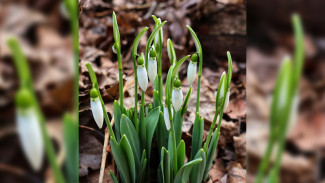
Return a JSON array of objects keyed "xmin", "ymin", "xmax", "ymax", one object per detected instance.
[
  {"xmin": 90, "ymin": 88, "xmax": 103, "ymax": 128},
  {"xmin": 172, "ymin": 79, "xmax": 183, "ymax": 111},
  {"xmin": 187, "ymin": 54, "xmax": 198, "ymax": 85},
  {"xmin": 137, "ymin": 56, "xmax": 148, "ymax": 91},
  {"xmin": 148, "ymin": 49, "xmax": 157, "ymax": 83},
  {"xmin": 163, "ymin": 106, "xmax": 173, "ymax": 130},
  {"xmin": 15, "ymin": 89, "xmax": 44, "ymax": 171}
]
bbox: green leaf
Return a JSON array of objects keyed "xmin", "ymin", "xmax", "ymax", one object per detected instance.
[
  {"xmin": 120, "ymin": 114, "xmax": 141, "ymax": 169},
  {"xmin": 113, "ymin": 100, "xmax": 122, "ymax": 141},
  {"xmin": 137, "ymin": 150, "xmax": 147, "ymax": 182},
  {"xmin": 161, "ymin": 147, "xmax": 170, "ymax": 183},
  {"xmin": 138, "ymin": 104, "xmax": 146, "ymax": 151},
  {"xmin": 190, "ymin": 114, "xmax": 203, "ymax": 160},
  {"xmin": 176, "ymin": 140, "xmax": 185, "ymax": 172},
  {"xmin": 204, "ymin": 129, "xmax": 220, "ymax": 180},
  {"xmin": 109, "ymin": 170, "xmax": 119, "ymax": 183},
  {"xmin": 181, "ymin": 86, "xmax": 192, "ymax": 115},
  {"xmin": 119, "ymin": 135, "xmax": 136, "ymax": 183},
  {"xmin": 145, "ymin": 106, "xmax": 160, "ymax": 158},
  {"xmin": 167, "ymin": 131, "xmax": 174, "ymax": 174},
  {"xmin": 63, "ymin": 114, "xmax": 78, "ymax": 183},
  {"xmin": 186, "ymin": 25, "xmax": 203, "ymax": 76},
  {"xmin": 110, "ymin": 137, "xmax": 131, "ymax": 183},
  {"xmin": 167, "ymin": 39, "xmax": 177, "ymax": 65},
  {"xmin": 190, "ymin": 149, "xmax": 206, "ymax": 183},
  {"xmin": 215, "ymin": 72, "xmax": 227, "ymax": 112},
  {"xmin": 174, "ymin": 158, "xmax": 203, "ymax": 183},
  {"xmin": 173, "ymin": 109, "xmax": 183, "ymax": 145},
  {"xmin": 156, "ymin": 112, "xmax": 169, "ymax": 153}
]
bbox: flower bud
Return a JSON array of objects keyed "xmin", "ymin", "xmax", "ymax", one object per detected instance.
[
  {"xmin": 223, "ymin": 90, "xmax": 230, "ymax": 111},
  {"xmin": 172, "ymin": 79, "xmax": 183, "ymax": 111},
  {"xmin": 90, "ymin": 88, "xmax": 103, "ymax": 128},
  {"xmin": 15, "ymin": 89, "xmax": 44, "ymax": 171},
  {"xmin": 187, "ymin": 54, "xmax": 198, "ymax": 85},
  {"xmin": 148, "ymin": 49, "xmax": 157, "ymax": 83},
  {"xmin": 112, "ymin": 43, "xmax": 117, "ymax": 54},
  {"xmin": 163, "ymin": 106, "xmax": 173, "ymax": 130}
]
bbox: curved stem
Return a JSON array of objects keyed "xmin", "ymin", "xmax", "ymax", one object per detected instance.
[
  {"xmin": 255, "ymin": 137, "xmax": 275, "ymax": 183},
  {"xmin": 203, "ymin": 110, "xmax": 218, "ymax": 152},
  {"xmin": 195, "ymin": 76, "xmax": 202, "ymax": 113},
  {"xmin": 117, "ymin": 54, "xmax": 124, "ymax": 110}
]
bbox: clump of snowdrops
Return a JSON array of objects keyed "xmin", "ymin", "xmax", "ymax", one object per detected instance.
[
  {"xmin": 255, "ymin": 14, "xmax": 304, "ymax": 183},
  {"xmin": 86, "ymin": 12, "xmax": 232, "ymax": 183}
]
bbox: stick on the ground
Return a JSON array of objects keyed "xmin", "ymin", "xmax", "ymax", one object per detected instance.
[{"xmin": 98, "ymin": 127, "xmax": 110, "ymax": 183}]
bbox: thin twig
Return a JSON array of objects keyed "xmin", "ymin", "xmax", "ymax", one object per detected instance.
[
  {"xmin": 98, "ymin": 126, "xmax": 110, "ymax": 183},
  {"xmin": 0, "ymin": 163, "xmax": 42, "ymax": 183},
  {"xmin": 79, "ymin": 125, "xmax": 105, "ymax": 138}
]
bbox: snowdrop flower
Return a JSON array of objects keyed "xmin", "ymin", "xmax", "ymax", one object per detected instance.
[
  {"xmin": 172, "ymin": 79, "xmax": 183, "ymax": 111},
  {"xmin": 112, "ymin": 43, "xmax": 117, "ymax": 54},
  {"xmin": 137, "ymin": 56, "xmax": 148, "ymax": 91},
  {"xmin": 215, "ymin": 71, "xmax": 227, "ymax": 112},
  {"xmin": 163, "ymin": 106, "xmax": 173, "ymax": 130},
  {"xmin": 223, "ymin": 89, "xmax": 230, "ymax": 111},
  {"xmin": 90, "ymin": 88, "xmax": 103, "ymax": 128},
  {"xmin": 148, "ymin": 49, "xmax": 157, "ymax": 83},
  {"xmin": 187, "ymin": 54, "xmax": 198, "ymax": 85},
  {"xmin": 15, "ymin": 88, "xmax": 44, "ymax": 171}
]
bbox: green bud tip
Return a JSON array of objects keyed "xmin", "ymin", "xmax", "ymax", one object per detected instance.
[
  {"xmin": 137, "ymin": 56, "xmax": 144, "ymax": 66},
  {"xmin": 150, "ymin": 49, "xmax": 156, "ymax": 58},
  {"xmin": 90, "ymin": 88, "xmax": 99, "ymax": 98},
  {"xmin": 191, "ymin": 53, "xmax": 198, "ymax": 62},
  {"xmin": 15, "ymin": 88, "xmax": 33, "ymax": 109},
  {"xmin": 174, "ymin": 79, "xmax": 181, "ymax": 88}
]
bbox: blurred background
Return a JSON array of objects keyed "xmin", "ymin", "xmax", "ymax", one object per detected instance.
[
  {"xmin": 78, "ymin": 0, "xmax": 246, "ymax": 182},
  {"xmin": 247, "ymin": 0, "xmax": 325, "ymax": 183},
  {"xmin": 0, "ymin": 0, "xmax": 74, "ymax": 182}
]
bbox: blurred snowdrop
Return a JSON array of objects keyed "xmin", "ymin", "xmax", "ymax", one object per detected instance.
[
  {"xmin": 163, "ymin": 106, "xmax": 173, "ymax": 130},
  {"xmin": 15, "ymin": 88, "xmax": 44, "ymax": 171},
  {"xmin": 172, "ymin": 79, "xmax": 183, "ymax": 111},
  {"xmin": 137, "ymin": 56, "xmax": 148, "ymax": 91},
  {"xmin": 112, "ymin": 43, "xmax": 117, "ymax": 54},
  {"xmin": 90, "ymin": 88, "xmax": 103, "ymax": 128},
  {"xmin": 187, "ymin": 54, "xmax": 198, "ymax": 85}
]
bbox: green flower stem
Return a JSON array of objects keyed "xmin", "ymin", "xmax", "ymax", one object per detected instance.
[
  {"xmin": 8, "ymin": 38, "xmax": 65, "ymax": 183},
  {"xmin": 167, "ymin": 105, "xmax": 178, "ymax": 176},
  {"xmin": 112, "ymin": 12, "xmax": 124, "ymax": 110},
  {"xmin": 157, "ymin": 40, "xmax": 164, "ymax": 107},
  {"xmin": 203, "ymin": 110, "xmax": 218, "ymax": 152},
  {"xmin": 186, "ymin": 25, "xmax": 203, "ymax": 114},
  {"xmin": 141, "ymin": 91, "xmax": 145, "ymax": 107},
  {"xmin": 86, "ymin": 63, "xmax": 116, "ymax": 139},
  {"xmin": 255, "ymin": 137, "xmax": 275, "ymax": 183}
]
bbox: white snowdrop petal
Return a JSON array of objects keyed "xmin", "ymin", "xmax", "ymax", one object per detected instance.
[
  {"xmin": 288, "ymin": 94, "xmax": 299, "ymax": 132},
  {"xmin": 163, "ymin": 107, "xmax": 171, "ymax": 130},
  {"xmin": 223, "ymin": 90, "xmax": 230, "ymax": 111},
  {"xmin": 187, "ymin": 61, "xmax": 197, "ymax": 85},
  {"xmin": 17, "ymin": 108, "xmax": 44, "ymax": 171},
  {"xmin": 219, "ymin": 71, "xmax": 226, "ymax": 101},
  {"xmin": 112, "ymin": 45, "xmax": 117, "ymax": 54},
  {"xmin": 172, "ymin": 88, "xmax": 183, "ymax": 111},
  {"xmin": 91, "ymin": 97, "xmax": 104, "ymax": 128},
  {"xmin": 148, "ymin": 58, "xmax": 157, "ymax": 83},
  {"xmin": 137, "ymin": 66, "xmax": 148, "ymax": 91}
]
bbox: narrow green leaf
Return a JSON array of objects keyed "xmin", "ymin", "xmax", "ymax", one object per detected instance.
[
  {"xmin": 153, "ymin": 90, "xmax": 161, "ymax": 108},
  {"xmin": 172, "ymin": 55, "xmax": 191, "ymax": 79},
  {"xmin": 174, "ymin": 158, "xmax": 203, "ymax": 183},
  {"xmin": 145, "ymin": 106, "xmax": 160, "ymax": 158},
  {"xmin": 138, "ymin": 150, "xmax": 147, "ymax": 182},
  {"xmin": 190, "ymin": 114, "xmax": 203, "ymax": 160},
  {"xmin": 156, "ymin": 112, "xmax": 169, "ymax": 153},
  {"xmin": 167, "ymin": 39, "xmax": 177, "ymax": 65},
  {"xmin": 226, "ymin": 51, "xmax": 233, "ymax": 88},
  {"xmin": 190, "ymin": 149, "xmax": 206, "ymax": 183},
  {"xmin": 161, "ymin": 147, "xmax": 170, "ymax": 183},
  {"xmin": 110, "ymin": 137, "xmax": 131, "ymax": 183},
  {"xmin": 132, "ymin": 27, "xmax": 149, "ymax": 61},
  {"xmin": 181, "ymin": 86, "xmax": 192, "ymax": 115},
  {"xmin": 113, "ymin": 100, "xmax": 122, "ymax": 141},
  {"xmin": 165, "ymin": 66, "xmax": 175, "ymax": 104},
  {"xmin": 109, "ymin": 170, "xmax": 119, "ymax": 183},
  {"xmin": 120, "ymin": 115, "xmax": 141, "ymax": 169},
  {"xmin": 112, "ymin": 11, "xmax": 121, "ymax": 49},
  {"xmin": 204, "ymin": 129, "xmax": 220, "ymax": 180},
  {"xmin": 119, "ymin": 135, "xmax": 136, "ymax": 183},
  {"xmin": 173, "ymin": 110, "xmax": 183, "ymax": 145},
  {"xmin": 176, "ymin": 140, "xmax": 185, "ymax": 172},
  {"xmin": 292, "ymin": 14, "xmax": 304, "ymax": 91},
  {"xmin": 139, "ymin": 104, "xmax": 146, "ymax": 152},
  {"xmin": 167, "ymin": 131, "xmax": 174, "ymax": 174}
]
